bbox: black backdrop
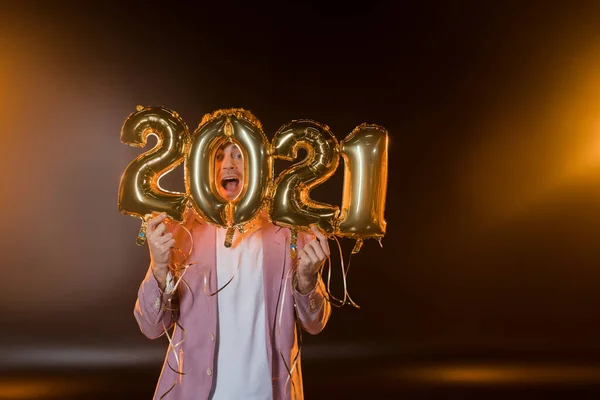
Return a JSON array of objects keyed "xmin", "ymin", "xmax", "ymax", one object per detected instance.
[{"xmin": 2, "ymin": 1, "xmax": 600, "ymax": 398}]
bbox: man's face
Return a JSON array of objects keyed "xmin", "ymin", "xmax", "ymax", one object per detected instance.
[{"xmin": 215, "ymin": 143, "xmax": 244, "ymax": 201}]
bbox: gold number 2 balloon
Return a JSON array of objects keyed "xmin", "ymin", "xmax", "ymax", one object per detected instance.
[
  {"xmin": 337, "ymin": 124, "xmax": 388, "ymax": 252},
  {"xmin": 118, "ymin": 106, "xmax": 190, "ymax": 244},
  {"xmin": 270, "ymin": 120, "xmax": 340, "ymax": 234},
  {"xmin": 187, "ymin": 109, "xmax": 271, "ymax": 246}
]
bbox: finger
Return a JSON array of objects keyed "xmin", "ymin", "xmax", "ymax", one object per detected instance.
[
  {"xmin": 157, "ymin": 233, "xmax": 173, "ymax": 245},
  {"xmin": 159, "ymin": 242, "xmax": 174, "ymax": 254},
  {"xmin": 147, "ymin": 213, "xmax": 167, "ymax": 232},
  {"xmin": 297, "ymin": 250, "xmax": 312, "ymax": 269},
  {"xmin": 309, "ymin": 240, "xmax": 326, "ymax": 261},
  {"xmin": 161, "ymin": 239, "xmax": 175, "ymax": 249},
  {"xmin": 146, "ymin": 217, "xmax": 165, "ymax": 238},
  {"xmin": 310, "ymin": 225, "xmax": 327, "ymax": 243},
  {"xmin": 310, "ymin": 225, "xmax": 329, "ymax": 256},
  {"xmin": 320, "ymin": 239, "xmax": 330, "ymax": 257},
  {"xmin": 151, "ymin": 223, "xmax": 167, "ymax": 240},
  {"xmin": 301, "ymin": 245, "xmax": 318, "ymax": 265}
]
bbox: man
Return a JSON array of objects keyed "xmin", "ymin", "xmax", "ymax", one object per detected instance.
[{"xmin": 134, "ymin": 142, "xmax": 331, "ymax": 400}]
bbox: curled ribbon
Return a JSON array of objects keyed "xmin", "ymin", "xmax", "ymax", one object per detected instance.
[
  {"xmin": 322, "ymin": 236, "xmax": 360, "ymax": 309},
  {"xmin": 277, "ymin": 257, "xmax": 302, "ymax": 398},
  {"xmin": 276, "ymin": 232, "xmax": 361, "ymax": 399},
  {"xmin": 158, "ymin": 223, "xmax": 194, "ymax": 400}
]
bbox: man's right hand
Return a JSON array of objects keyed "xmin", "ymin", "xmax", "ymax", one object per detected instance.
[{"xmin": 147, "ymin": 213, "xmax": 175, "ymax": 290}]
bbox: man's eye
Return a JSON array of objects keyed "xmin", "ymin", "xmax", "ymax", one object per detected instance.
[
  {"xmin": 233, "ymin": 153, "xmax": 242, "ymax": 160},
  {"xmin": 216, "ymin": 154, "xmax": 224, "ymax": 161}
]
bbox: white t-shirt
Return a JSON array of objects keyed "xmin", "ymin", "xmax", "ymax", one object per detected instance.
[{"xmin": 210, "ymin": 218, "xmax": 272, "ymax": 400}]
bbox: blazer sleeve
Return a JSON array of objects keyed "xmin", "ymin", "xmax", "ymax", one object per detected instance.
[
  {"xmin": 293, "ymin": 275, "xmax": 331, "ymax": 335},
  {"xmin": 133, "ymin": 266, "xmax": 177, "ymax": 339},
  {"xmin": 292, "ymin": 230, "xmax": 332, "ymax": 335},
  {"xmin": 133, "ymin": 218, "xmax": 186, "ymax": 340}
]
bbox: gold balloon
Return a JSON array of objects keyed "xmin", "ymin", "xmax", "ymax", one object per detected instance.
[
  {"xmin": 337, "ymin": 124, "xmax": 388, "ymax": 244},
  {"xmin": 270, "ymin": 120, "xmax": 340, "ymax": 233},
  {"xmin": 118, "ymin": 106, "xmax": 190, "ymax": 226},
  {"xmin": 187, "ymin": 109, "xmax": 271, "ymax": 233}
]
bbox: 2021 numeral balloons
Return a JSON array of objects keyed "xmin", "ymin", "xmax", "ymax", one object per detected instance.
[{"xmin": 118, "ymin": 107, "xmax": 388, "ymax": 251}]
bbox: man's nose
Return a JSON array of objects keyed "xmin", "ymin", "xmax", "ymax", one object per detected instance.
[{"xmin": 222, "ymin": 155, "xmax": 236, "ymax": 169}]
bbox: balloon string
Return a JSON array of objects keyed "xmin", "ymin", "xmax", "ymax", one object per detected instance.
[
  {"xmin": 276, "ymin": 233, "xmax": 361, "ymax": 397},
  {"xmin": 159, "ymin": 305, "xmax": 187, "ymax": 400},
  {"xmin": 337, "ymin": 236, "xmax": 359, "ymax": 308},
  {"xmin": 278, "ymin": 256, "xmax": 301, "ymax": 398},
  {"xmin": 324, "ymin": 253, "xmax": 340, "ymax": 304},
  {"xmin": 158, "ymin": 222, "xmax": 194, "ymax": 400},
  {"xmin": 203, "ymin": 230, "xmax": 245, "ymax": 297},
  {"xmin": 322, "ymin": 237, "xmax": 360, "ymax": 309},
  {"xmin": 159, "ymin": 382, "xmax": 176, "ymax": 400},
  {"xmin": 166, "ymin": 222, "xmax": 196, "ymax": 308}
]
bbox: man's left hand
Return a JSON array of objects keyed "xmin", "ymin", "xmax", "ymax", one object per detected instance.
[{"xmin": 296, "ymin": 225, "xmax": 330, "ymax": 294}]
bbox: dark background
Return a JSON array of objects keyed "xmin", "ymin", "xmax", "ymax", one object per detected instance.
[{"xmin": 2, "ymin": 1, "xmax": 600, "ymax": 398}]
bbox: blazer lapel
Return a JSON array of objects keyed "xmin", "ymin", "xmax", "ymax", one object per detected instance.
[
  {"xmin": 261, "ymin": 222, "xmax": 288, "ymax": 368},
  {"xmin": 179, "ymin": 210, "xmax": 217, "ymax": 303}
]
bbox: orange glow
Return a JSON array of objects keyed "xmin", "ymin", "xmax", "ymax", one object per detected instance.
[
  {"xmin": 0, "ymin": 378, "xmax": 89, "ymax": 399},
  {"xmin": 397, "ymin": 363, "xmax": 600, "ymax": 385},
  {"xmin": 464, "ymin": 49, "xmax": 600, "ymax": 227}
]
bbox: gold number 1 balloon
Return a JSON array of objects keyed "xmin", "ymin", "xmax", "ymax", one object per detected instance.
[
  {"xmin": 337, "ymin": 124, "xmax": 388, "ymax": 252},
  {"xmin": 118, "ymin": 106, "xmax": 189, "ymax": 244}
]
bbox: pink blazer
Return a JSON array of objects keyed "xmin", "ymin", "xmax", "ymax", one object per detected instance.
[{"xmin": 134, "ymin": 210, "xmax": 331, "ymax": 400}]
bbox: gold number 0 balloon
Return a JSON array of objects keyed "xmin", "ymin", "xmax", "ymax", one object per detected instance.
[
  {"xmin": 118, "ymin": 106, "xmax": 189, "ymax": 244},
  {"xmin": 187, "ymin": 109, "xmax": 271, "ymax": 246},
  {"xmin": 337, "ymin": 124, "xmax": 388, "ymax": 252},
  {"xmin": 270, "ymin": 120, "xmax": 340, "ymax": 233}
]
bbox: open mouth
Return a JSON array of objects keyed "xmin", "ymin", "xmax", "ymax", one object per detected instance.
[{"xmin": 221, "ymin": 176, "xmax": 240, "ymax": 193}]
